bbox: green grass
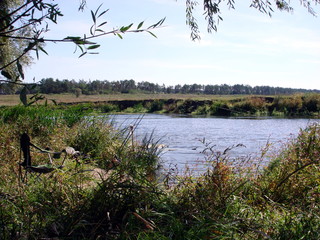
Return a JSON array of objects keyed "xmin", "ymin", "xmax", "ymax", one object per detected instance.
[{"xmin": 0, "ymin": 105, "xmax": 319, "ymax": 239}]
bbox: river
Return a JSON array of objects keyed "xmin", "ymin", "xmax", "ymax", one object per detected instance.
[{"xmin": 111, "ymin": 114, "xmax": 319, "ymax": 174}]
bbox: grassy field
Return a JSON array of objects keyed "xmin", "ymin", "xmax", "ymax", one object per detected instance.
[{"xmin": 0, "ymin": 93, "xmax": 255, "ymax": 106}]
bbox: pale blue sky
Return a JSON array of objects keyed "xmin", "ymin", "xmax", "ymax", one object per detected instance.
[{"xmin": 24, "ymin": 0, "xmax": 320, "ymax": 90}]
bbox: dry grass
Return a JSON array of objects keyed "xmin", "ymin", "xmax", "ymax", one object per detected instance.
[
  {"xmin": 0, "ymin": 94, "xmax": 21, "ymax": 106},
  {"xmin": 0, "ymin": 93, "xmax": 253, "ymax": 106}
]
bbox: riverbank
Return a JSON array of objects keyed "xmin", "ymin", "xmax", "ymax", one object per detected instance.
[
  {"xmin": 0, "ymin": 105, "xmax": 320, "ymax": 239},
  {"xmin": 1, "ymin": 93, "xmax": 319, "ymax": 117},
  {"xmin": 0, "ymin": 93, "xmax": 251, "ymax": 106},
  {"xmin": 62, "ymin": 94, "xmax": 319, "ymax": 117}
]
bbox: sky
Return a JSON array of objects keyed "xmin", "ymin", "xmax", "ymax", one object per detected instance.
[{"xmin": 24, "ymin": 0, "xmax": 320, "ymax": 90}]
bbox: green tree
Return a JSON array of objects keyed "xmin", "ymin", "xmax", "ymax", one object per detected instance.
[
  {"xmin": 0, "ymin": 0, "xmax": 33, "ymax": 89},
  {"xmin": 74, "ymin": 87, "xmax": 82, "ymax": 98}
]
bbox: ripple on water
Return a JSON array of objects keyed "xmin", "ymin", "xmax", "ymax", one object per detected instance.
[{"xmin": 110, "ymin": 114, "xmax": 319, "ymax": 174}]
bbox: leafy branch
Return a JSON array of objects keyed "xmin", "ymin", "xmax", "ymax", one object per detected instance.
[
  {"xmin": 0, "ymin": 1, "xmax": 165, "ymax": 106},
  {"xmin": 64, "ymin": 6, "xmax": 165, "ymax": 58},
  {"xmin": 186, "ymin": 0, "xmax": 318, "ymax": 40}
]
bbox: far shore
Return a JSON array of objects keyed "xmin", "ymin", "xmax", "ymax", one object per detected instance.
[{"xmin": 0, "ymin": 93, "xmax": 264, "ymax": 106}]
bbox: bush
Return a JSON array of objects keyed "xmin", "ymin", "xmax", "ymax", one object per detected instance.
[
  {"xmin": 274, "ymin": 95, "xmax": 303, "ymax": 115},
  {"xmin": 99, "ymin": 103, "xmax": 119, "ymax": 113},
  {"xmin": 258, "ymin": 123, "xmax": 320, "ymax": 205},
  {"xmin": 232, "ymin": 97, "xmax": 268, "ymax": 115},
  {"xmin": 66, "ymin": 117, "xmax": 120, "ymax": 165},
  {"xmin": 124, "ymin": 103, "xmax": 147, "ymax": 113},
  {"xmin": 303, "ymin": 94, "xmax": 320, "ymax": 113},
  {"xmin": 209, "ymin": 101, "xmax": 231, "ymax": 116},
  {"xmin": 146, "ymin": 100, "xmax": 164, "ymax": 113}
]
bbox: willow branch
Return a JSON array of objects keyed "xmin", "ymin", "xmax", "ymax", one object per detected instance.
[
  {"xmin": 0, "ymin": 79, "xmax": 34, "ymax": 86},
  {"xmin": 0, "ymin": 25, "xmax": 164, "ymax": 43},
  {"xmin": 0, "ymin": 0, "xmax": 35, "ymax": 22},
  {"xmin": 0, "ymin": 3, "xmax": 37, "ymax": 32},
  {"xmin": 2, "ymin": 18, "xmax": 43, "ymax": 35}
]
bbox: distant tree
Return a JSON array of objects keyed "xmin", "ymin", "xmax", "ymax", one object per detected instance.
[
  {"xmin": 204, "ymin": 85, "xmax": 214, "ymax": 94},
  {"xmin": 190, "ymin": 83, "xmax": 203, "ymax": 93},
  {"xmin": 180, "ymin": 84, "xmax": 191, "ymax": 94},
  {"xmin": 232, "ymin": 84, "xmax": 245, "ymax": 94},
  {"xmin": 174, "ymin": 84, "xmax": 182, "ymax": 94},
  {"xmin": 16, "ymin": 78, "xmax": 318, "ymax": 95},
  {"xmin": 74, "ymin": 88, "xmax": 82, "ymax": 98},
  {"xmin": 166, "ymin": 85, "xmax": 174, "ymax": 94},
  {"xmin": 39, "ymin": 78, "xmax": 55, "ymax": 94},
  {"xmin": 120, "ymin": 79, "xmax": 136, "ymax": 93}
]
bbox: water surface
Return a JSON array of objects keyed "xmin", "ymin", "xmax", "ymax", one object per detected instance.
[{"xmin": 111, "ymin": 114, "xmax": 319, "ymax": 173}]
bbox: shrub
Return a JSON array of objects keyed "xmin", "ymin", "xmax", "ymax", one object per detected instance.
[
  {"xmin": 99, "ymin": 103, "xmax": 119, "ymax": 113},
  {"xmin": 124, "ymin": 103, "xmax": 147, "ymax": 113},
  {"xmin": 303, "ymin": 94, "xmax": 320, "ymax": 113},
  {"xmin": 232, "ymin": 97, "xmax": 268, "ymax": 115},
  {"xmin": 66, "ymin": 116, "xmax": 120, "ymax": 166},
  {"xmin": 275, "ymin": 95, "xmax": 303, "ymax": 115},
  {"xmin": 146, "ymin": 100, "xmax": 164, "ymax": 113},
  {"xmin": 258, "ymin": 123, "xmax": 320, "ymax": 205},
  {"xmin": 209, "ymin": 101, "xmax": 231, "ymax": 116},
  {"xmin": 192, "ymin": 105, "xmax": 209, "ymax": 115}
]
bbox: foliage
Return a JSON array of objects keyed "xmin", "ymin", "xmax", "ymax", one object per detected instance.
[
  {"xmin": 3, "ymin": 78, "xmax": 319, "ymax": 96},
  {"xmin": 124, "ymin": 103, "xmax": 148, "ymax": 114},
  {"xmin": 303, "ymin": 93, "xmax": 320, "ymax": 113},
  {"xmin": 66, "ymin": 116, "xmax": 119, "ymax": 164},
  {"xmin": 0, "ymin": 106, "xmax": 320, "ymax": 239},
  {"xmin": 186, "ymin": 0, "xmax": 320, "ymax": 40},
  {"xmin": 1, "ymin": 93, "xmax": 319, "ymax": 117},
  {"xmin": 146, "ymin": 99, "xmax": 165, "ymax": 113},
  {"xmin": 0, "ymin": 106, "xmax": 163, "ymax": 239},
  {"xmin": 98, "ymin": 103, "xmax": 120, "ymax": 113},
  {"xmin": 171, "ymin": 95, "xmax": 319, "ymax": 116},
  {"xmin": 74, "ymin": 87, "xmax": 82, "ymax": 98},
  {"xmin": 258, "ymin": 122, "xmax": 320, "ymax": 204},
  {"xmin": 0, "ymin": 1, "xmax": 164, "ymax": 105},
  {"xmin": 208, "ymin": 100, "xmax": 232, "ymax": 116}
]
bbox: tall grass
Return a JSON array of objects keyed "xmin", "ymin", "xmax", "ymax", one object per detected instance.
[
  {"xmin": 0, "ymin": 106, "xmax": 164, "ymax": 239},
  {"xmin": 0, "ymin": 105, "xmax": 319, "ymax": 239}
]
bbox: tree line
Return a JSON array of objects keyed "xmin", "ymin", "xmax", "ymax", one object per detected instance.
[{"xmin": 0, "ymin": 78, "xmax": 319, "ymax": 96}]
